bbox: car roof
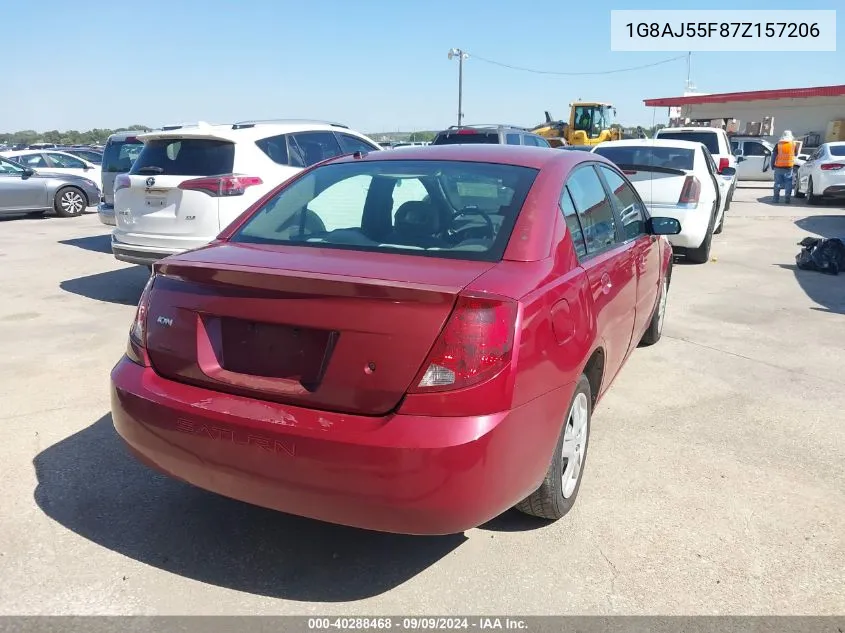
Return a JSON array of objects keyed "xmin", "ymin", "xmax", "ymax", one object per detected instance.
[
  {"xmin": 594, "ymin": 139, "xmax": 703, "ymax": 150},
  {"xmin": 657, "ymin": 127, "xmax": 725, "ymax": 134},
  {"xmin": 327, "ymin": 143, "xmax": 602, "ymax": 170},
  {"xmin": 137, "ymin": 120, "xmax": 364, "ymax": 143}
]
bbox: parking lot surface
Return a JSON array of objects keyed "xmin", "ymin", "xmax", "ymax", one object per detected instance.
[{"xmin": 0, "ymin": 185, "xmax": 843, "ymax": 615}]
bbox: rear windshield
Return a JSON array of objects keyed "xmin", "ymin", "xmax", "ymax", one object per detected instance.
[
  {"xmin": 594, "ymin": 145, "xmax": 695, "ymax": 171},
  {"xmin": 657, "ymin": 131, "xmax": 719, "ymax": 155},
  {"xmin": 229, "ymin": 160, "xmax": 539, "ymax": 262},
  {"xmin": 130, "ymin": 138, "xmax": 235, "ymax": 176},
  {"xmin": 830, "ymin": 145, "xmax": 845, "ymax": 156},
  {"xmin": 432, "ymin": 132, "xmax": 500, "ymax": 145},
  {"xmin": 102, "ymin": 138, "xmax": 144, "ymax": 173}
]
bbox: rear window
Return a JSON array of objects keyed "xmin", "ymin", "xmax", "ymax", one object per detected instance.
[
  {"xmin": 657, "ymin": 131, "xmax": 720, "ymax": 155},
  {"xmin": 229, "ymin": 160, "xmax": 539, "ymax": 262},
  {"xmin": 830, "ymin": 145, "xmax": 845, "ymax": 156},
  {"xmin": 432, "ymin": 132, "xmax": 500, "ymax": 145},
  {"xmin": 130, "ymin": 138, "xmax": 234, "ymax": 176},
  {"xmin": 102, "ymin": 138, "xmax": 144, "ymax": 173},
  {"xmin": 594, "ymin": 145, "xmax": 695, "ymax": 171}
]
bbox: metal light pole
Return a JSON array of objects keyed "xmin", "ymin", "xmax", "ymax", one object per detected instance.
[{"xmin": 448, "ymin": 48, "xmax": 469, "ymax": 127}]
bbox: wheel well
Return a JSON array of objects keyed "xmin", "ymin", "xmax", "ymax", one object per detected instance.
[{"xmin": 583, "ymin": 348, "xmax": 605, "ymax": 408}]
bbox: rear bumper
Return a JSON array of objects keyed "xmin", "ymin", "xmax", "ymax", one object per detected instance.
[
  {"xmin": 111, "ymin": 230, "xmax": 213, "ymax": 266},
  {"xmin": 110, "ymin": 357, "xmax": 573, "ymax": 535}
]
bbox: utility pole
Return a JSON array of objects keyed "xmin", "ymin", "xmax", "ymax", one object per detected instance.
[{"xmin": 448, "ymin": 48, "xmax": 469, "ymax": 127}]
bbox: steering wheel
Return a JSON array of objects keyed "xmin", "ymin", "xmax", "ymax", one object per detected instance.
[{"xmin": 448, "ymin": 207, "xmax": 495, "ymax": 242}]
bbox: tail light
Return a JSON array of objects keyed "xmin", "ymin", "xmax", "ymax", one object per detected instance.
[
  {"xmin": 409, "ymin": 295, "xmax": 517, "ymax": 394},
  {"xmin": 456, "ymin": 129, "xmax": 478, "ymax": 135},
  {"xmin": 718, "ymin": 157, "xmax": 730, "ymax": 173},
  {"xmin": 178, "ymin": 175, "xmax": 263, "ymax": 197},
  {"xmin": 126, "ymin": 274, "xmax": 155, "ymax": 366},
  {"xmin": 678, "ymin": 175, "xmax": 701, "ymax": 206},
  {"xmin": 820, "ymin": 163, "xmax": 844, "ymax": 171},
  {"xmin": 114, "ymin": 174, "xmax": 131, "ymax": 193}
]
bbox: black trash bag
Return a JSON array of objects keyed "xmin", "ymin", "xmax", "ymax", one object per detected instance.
[{"xmin": 795, "ymin": 237, "xmax": 845, "ymax": 275}]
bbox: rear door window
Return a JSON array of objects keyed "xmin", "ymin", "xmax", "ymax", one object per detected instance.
[
  {"xmin": 506, "ymin": 133, "xmax": 521, "ymax": 145},
  {"xmin": 289, "ymin": 131, "xmax": 343, "ymax": 167},
  {"xmin": 18, "ymin": 153, "xmax": 49, "ymax": 168},
  {"xmin": 255, "ymin": 134, "xmax": 290, "ymax": 166},
  {"xmin": 565, "ymin": 165, "xmax": 618, "ymax": 254},
  {"xmin": 336, "ymin": 133, "xmax": 379, "ymax": 154},
  {"xmin": 46, "ymin": 153, "xmax": 87, "ymax": 168},
  {"xmin": 102, "ymin": 138, "xmax": 143, "ymax": 173},
  {"xmin": 130, "ymin": 139, "xmax": 235, "ymax": 176}
]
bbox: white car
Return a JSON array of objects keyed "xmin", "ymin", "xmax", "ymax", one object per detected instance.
[
  {"xmin": 729, "ymin": 136, "xmax": 806, "ymax": 182},
  {"xmin": 654, "ymin": 126, "xmax": 737, "ymax": 209},
  {"xmin": 111, "ymin": 120, "xmax": 382, "ymax": 266},
  {"xmin": 592, "ymin": 139, "xmax": 733, "ymax": 264},
  {"xmin": 0, "ymin": 150, "xmax": 101, "ymax": 185},
  {"xmin": 794, "ymin": 142, "xmax": 845, "ymax": 204}
]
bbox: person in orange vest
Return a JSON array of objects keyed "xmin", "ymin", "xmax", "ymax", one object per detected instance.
[{"xmin": 771, "ymin": 130, "xmax": 797, "ymax": 204}]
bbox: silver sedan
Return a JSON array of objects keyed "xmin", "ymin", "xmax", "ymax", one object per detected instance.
[{"xmin": 0, "ymin": 156, "xmax": 101, "ymax": 217}]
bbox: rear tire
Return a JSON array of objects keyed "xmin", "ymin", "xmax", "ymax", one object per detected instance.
[
  {"xmin": 54, "ymin": 187, "xmax": 87, "ymax": 217},
  {"xmin": 713, "ymin": 211, "xmax": 724, "ymax": 234},
  {"xmin": 515, "ymin": 374, "xmax": 591, "ymax": 521},
  {"xmin": 640, "ymin": 270, "xmax": 670, "ymax": 347}
]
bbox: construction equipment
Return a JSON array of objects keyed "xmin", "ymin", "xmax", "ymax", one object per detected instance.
[{"xmin": 531, "ymin": 102, "xmax": 621, "ymax": 147}]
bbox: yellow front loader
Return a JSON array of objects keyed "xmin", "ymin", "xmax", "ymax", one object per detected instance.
[{"xmin": 531, "ymin": 103, "xmax": 621, "ymax": 147}]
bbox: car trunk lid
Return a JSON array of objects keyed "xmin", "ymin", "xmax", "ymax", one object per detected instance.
[{"xmin": 144, "ymin": 244, "xmax": 496, "ymax": 416}]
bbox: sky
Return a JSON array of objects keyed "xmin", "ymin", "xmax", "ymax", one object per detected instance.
[{"xmin": 1, "ymin": 0, "xmax": 843, "ymax": 134}]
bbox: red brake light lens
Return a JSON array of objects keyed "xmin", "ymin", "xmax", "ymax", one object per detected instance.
[
  {"xmin": 820, "ymin": 163, "xmax": 844, "ymax": 171},
  {"xmin": 456, "ymin": 129, "xmax": 478, "ymax": 135},
  {"xmin": 718, "ymin": 157, "xmax": 730, "ymax": 173},
  {"xmin": 678, "ymin": 175, "xmax": 701, "ymax": 205},
  {"xmin": 114, "ymin": 174, "xmax": 131, "ymax": 193},
  {"xmin": 409, "ymin": 295, "xmax": 517, "ymax": 393},
  {"xmin": 178, "ymin": 175, "xmax": 263, "ymax": 197},
  {"xmin": 127, "ymin": 274, "xmax": 155, "ymax": 365}
]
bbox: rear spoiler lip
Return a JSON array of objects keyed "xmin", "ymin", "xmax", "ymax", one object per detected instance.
[{"xmin": 613, "ymin": 163, "xmax": 689, "ymax": 177}]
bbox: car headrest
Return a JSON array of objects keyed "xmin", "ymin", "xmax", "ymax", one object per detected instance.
[{"xmin": 394, "ymin": 201, "xmax": 441, "ymax": 237}]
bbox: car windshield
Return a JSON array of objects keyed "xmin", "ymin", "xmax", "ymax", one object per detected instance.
[
  {"xmin": 102, "ymin": 138, "xmax": 144, "ymax": 173},
  {"xmin": 230, "ymin": 159, "xmax": 539, "ymax": 262},
  {"xmin": 829, "ymin": 145, "xmax": 845, "ymax": 156},
  {"xmin": 594, "ymin": 145, "xmax": 695, "ymax": 170},
  {"xmin": 658, "ymin": 131, "xmax": 719, "ymax": 155},
  {"xmin": 130, "ymin": 138, "xmax": 234, "ymax": 176}
]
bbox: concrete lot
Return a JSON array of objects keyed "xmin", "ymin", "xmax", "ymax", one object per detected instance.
[{"xmin": 0, "ymin": 185, "xmax": 843, "ymax": 615}]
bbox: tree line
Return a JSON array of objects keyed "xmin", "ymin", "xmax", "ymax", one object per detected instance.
[{"xmin": 0, "ymin": 126, "xmax": 153, "ymax": 146}]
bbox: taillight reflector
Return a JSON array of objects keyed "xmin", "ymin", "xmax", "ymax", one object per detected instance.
[
  {"xmin": 678, "ymin": 175, "xmax": 701, "ymax": 205},
  {"xmin": 718, "ymin": 157, "xmax": 730, "ymax": 173},
  {"xmin": 820, "ymin": 163, "xmax": 844, "ymax": 171},
  {"xmin": 127, "ymin": 274, "xmax": 155, "ymax": 365},
  {"xmin": 114, "ymin": 173, "xmax": 131, "ymax": 193},
  {"xmin": 409, "ymin": 295, "xmax": 517, "ymax": 393},
  {"xmin": 178, "ymin": 175, "xmax": 263, "ymax": 197}
]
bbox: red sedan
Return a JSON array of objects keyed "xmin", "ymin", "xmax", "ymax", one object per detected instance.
[{"xmin": 110, "ymin": 144, "xmax": 681, "ymax": 535}]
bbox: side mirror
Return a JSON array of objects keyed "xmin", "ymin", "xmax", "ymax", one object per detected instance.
[
  {"xmin": 21, "ymin": 168, "xmax": 35, "ymax": 178},
  {"xmin": 736, "ymin": 156, "xmax": 746, "ymax": 163},
  {"xmin": 647, "ymin": 217, "xmax": 682, "ymax": 236},
  {"xmin": 720, "ymin": 166, "xmax": 737, "ymax": 177}
]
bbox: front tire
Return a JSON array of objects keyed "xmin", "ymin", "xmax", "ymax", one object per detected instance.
[
  {"xmin": 54, "ymin": 187, "xmax": 87, "ymax": 217},
  {"xmin": 515, "ymin": 374, "xmax": 591, "ymax": 521},
  {"xmin": 807, "ymin": 177, "xmax": 822, "ymax": 205},
  {"xmin": 640, "ymin": 271, "xmax": 670, "ymax": 346}
]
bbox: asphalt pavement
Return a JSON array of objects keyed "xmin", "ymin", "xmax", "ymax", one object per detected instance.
[{"xmin": 0, "ymin": 185, "xmax": 843, "ymax": 615}]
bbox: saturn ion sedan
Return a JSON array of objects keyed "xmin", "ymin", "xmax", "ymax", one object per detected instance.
[{"xmin": 110, "ymin": 144, "xmax": 681, "ymax": 535}]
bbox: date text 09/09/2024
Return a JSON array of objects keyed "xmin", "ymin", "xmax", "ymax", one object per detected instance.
[
  {"xmin": 308, "ymin": 617, "xmax": 528, "ymax": 630},
  {"xmin": 625, "ymin": 22, "xmax": 820, "ymax": 39}
]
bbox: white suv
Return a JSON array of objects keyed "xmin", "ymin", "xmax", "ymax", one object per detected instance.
[
  {"xmin": 654, "ymin": 127, "xmax": 737, "ymax": 208},
  {"xmin": 111, "ymin": 120, "xmax": 381, "ymax": 266}
]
